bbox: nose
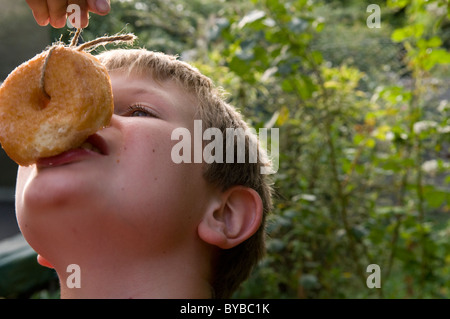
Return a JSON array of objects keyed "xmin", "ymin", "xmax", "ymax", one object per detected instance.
[
  {"xmin": 96, "ymin": 114, "xmax": 123, "ymax": 138},
  {"xmin": 107, "ymin": 114, "xmax": 124, "ymax": 129}
]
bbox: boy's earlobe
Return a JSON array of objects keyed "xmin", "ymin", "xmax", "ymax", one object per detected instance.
[{"xmin": 198, "ymin": 186, "xmax": 263, "ymax": 249}]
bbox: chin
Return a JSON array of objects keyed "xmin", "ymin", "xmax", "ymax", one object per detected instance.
[
  {"xmin": 16, "ymin": 194, "xmax": 103, "ymax": 274},
  {"xmin": 16, "ymin": 163, "xmax": 102, "ymax": 212}
]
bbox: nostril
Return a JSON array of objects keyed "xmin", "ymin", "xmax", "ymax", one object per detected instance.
[{"xmin": 85, "ymin": 133, "xmax": 109, "ymax": 156}]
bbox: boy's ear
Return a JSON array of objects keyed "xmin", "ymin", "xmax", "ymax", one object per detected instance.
[{"xmin": 198, "ymin": 186, "xmax": 263, "ymax": 250}]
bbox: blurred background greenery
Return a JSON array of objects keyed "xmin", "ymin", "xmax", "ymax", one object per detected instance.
[{"xmin": 0, "ymin": 0, "xmax": 449, "ymax": 298}]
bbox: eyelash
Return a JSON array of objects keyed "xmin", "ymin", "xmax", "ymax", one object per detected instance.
[{"xmin": 126, "ymin": 104, "xmax": 158, "ymax": 118}]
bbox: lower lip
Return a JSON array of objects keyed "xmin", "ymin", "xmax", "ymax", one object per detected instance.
[{"xmin": 36, "ymin": 148, "xmax": 101, "ymax": 169}]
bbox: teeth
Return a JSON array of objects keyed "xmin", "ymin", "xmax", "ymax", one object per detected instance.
[{"xmin": 80, "ymin": 142, "xmax": 101, "ymax": 154}]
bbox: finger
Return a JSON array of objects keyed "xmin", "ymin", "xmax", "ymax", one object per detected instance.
[
  {"xmin": 86, "ymin": 0, "xmax": 111, "ymax": 16},
  {"xmin": 47, "ymin": 0, "xmax": 69, "ymax": 28},
  {"xmin": 26, "ymin": 0, "xmax": 50, "ymax": 26},
  {"xmin": 67, "ymin": 0, "xmax": 89, "ymax": 28}
]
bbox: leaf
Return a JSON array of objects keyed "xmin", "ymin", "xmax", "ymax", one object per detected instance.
[
  {"xmin": 298, "ymin": 194, "xmax": 317, "ymax": 202},
  {"xmin": 365, "ymin": 138, "xmax": 376, "ymax": 148},
  {"xmin": 372, "ymin": 124, "xmax": 392, "ymax": 141},
  {"xmin": 379, "ymin": 86, "xmax": 412, "ymax": 104},
  {"xmin": 353, "ymin": 133, "xmax": 365, "ymax": 145},
  {"xmin": 445, "ymin": 175, "xmax": 450, "ymax": 185},
  {"xmin": 387, "ymin": 0, "xmax": 410, "ymax": 9},
  {"xmin": 351, "ymin": 225, "xmax": 368, "ymax": 239},
  {"xmin": 376, "ymin": 206, "xmax": 406, "ymax": 216},
  {"xmin": 267, "ymin": 238, "xmax": 285, "ymax": 253},
  {"xmin": 297, "ymin": 75, "xmax": 316, "ymax": 99},
  {"xmin": 228, "ymin": 55, "xmax": 252, "ymax": 77},
  {"xmin": 276, "ymin": 106, "xmax": 290, "ymax": 126},
  {"xmin": 391, "ymin": 27, "xmax": 409, "ymax": 42},
  {"xmin": 237, "ymin": 10, "xmax": 266, "ymax": 29},
  {"xmin": 298, "ymin": 274, "xmax": 320, "ymax": 290},
  {"xmin": 423, "ymin": 48, "xmax": 450, "ymax": 70},
  {"xmin": 391, "ymin": 24, "xmax": 424, "ymax": 42},
  {"xmin": 426, "ymin": 36, "xmax": 442, "ymax": 48},
  {"xmin": 424, "ymin": 186, "xmax": 449, "ymax": 208},
  {"xmin": 288, "ymin": 17, "xmax": 308, "ymax": 34},
  {"xmin": 324, "ymin": 80, "xmax": 340, "ymax": 89},
  {"xmin": 281, "ymin": 79, "xmax": 294, "ymax": 92},
  {"xmin": 310, "ymin": 50, "xmax": 323, "ymax": 65}
]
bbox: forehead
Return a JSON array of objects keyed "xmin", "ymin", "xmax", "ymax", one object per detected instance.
[{"xmin": 109, "ymin": 70, "xmax": 198, "ymax": 121}]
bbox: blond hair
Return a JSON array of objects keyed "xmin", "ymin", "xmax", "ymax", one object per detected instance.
[{"xmin": 96, "ymin": 49, "xmax": 273, "ymax": 298}]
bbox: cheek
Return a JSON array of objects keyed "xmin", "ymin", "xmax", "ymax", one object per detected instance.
[
  {"xmin": 118, "ymin": 122, "xmax": 197, "ymax": 196},
  {"xmin": 109, "ymin": 127, "xmax": 205, "ymax": 249},
  {"xmin": 118, "ymin": 147, "xmax": 199, "ymax": 222}
]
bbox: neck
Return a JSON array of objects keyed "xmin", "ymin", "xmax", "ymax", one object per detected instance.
[{"xmin": 56, "ymin": 248, "xmax": 213, "ymax": 298}]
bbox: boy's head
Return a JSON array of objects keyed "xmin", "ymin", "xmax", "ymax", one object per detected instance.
[{"xmin": 15, "ymin": 49, "xmax": 273, "ymax": 298}]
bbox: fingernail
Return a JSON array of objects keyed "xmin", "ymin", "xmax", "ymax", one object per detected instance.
[
  {"xmin": 40, "ymin": 17, "xmax": 50, "ymax": 26},
  {"xmin": 96, "ymin": 0, "xmax": 110, "ymax": 13}
]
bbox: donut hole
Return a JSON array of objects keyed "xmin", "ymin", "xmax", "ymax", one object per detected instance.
[{"xmin": 31, "ymin": 88, "xmax": 50, "ymax": 110}]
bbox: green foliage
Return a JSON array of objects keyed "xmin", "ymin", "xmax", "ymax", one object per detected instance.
[
  {"xmin": 209, "ymin": 0, "xmax": 450, "ymax": 298},
  {"xmin": 47, "ymin": 0, "xmax": 449, "ymax": 298}
]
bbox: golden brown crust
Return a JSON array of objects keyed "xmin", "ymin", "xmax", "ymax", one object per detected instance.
[{"xmin": 0, "ymin": 46, "xmax": 113, "ymax": 166}]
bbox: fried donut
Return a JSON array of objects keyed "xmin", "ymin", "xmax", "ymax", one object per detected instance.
[{"xmin": 0, "ymin": 45, "xmax": 114, "ymax": 166}]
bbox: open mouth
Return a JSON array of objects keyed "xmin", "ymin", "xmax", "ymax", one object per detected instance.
[
  {"xmin": 36, "ymin": 133, "xmax": 108, "ymax": 168},
  {"xmin": 80, "ymin": 141, "xmax": 101, "ymax": 154},
  {"xmin": 81, "ymin": 134, "xmax": 109, "ymax": 156}
]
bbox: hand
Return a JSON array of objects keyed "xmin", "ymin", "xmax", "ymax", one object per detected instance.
[{"xmin": 26, "ymin": 0, "xmax": 111, "ymax": 29}]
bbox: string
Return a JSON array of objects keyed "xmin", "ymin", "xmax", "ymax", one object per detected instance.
[
  {"xmin": 69, "ymin": 28, "xmax": 83, "ymax": 47},
  {"xmin": 76, "ymin": 33, "xmax": 137, "ymax": 52},
  {"xmin": 39, "ymin": 46, "xmax": 56, "ymax": 103}
]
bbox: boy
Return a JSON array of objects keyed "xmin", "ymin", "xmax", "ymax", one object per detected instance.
[{"xmin": 15, "ymin": 48, "xmax": 274, "ymax": 298}]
